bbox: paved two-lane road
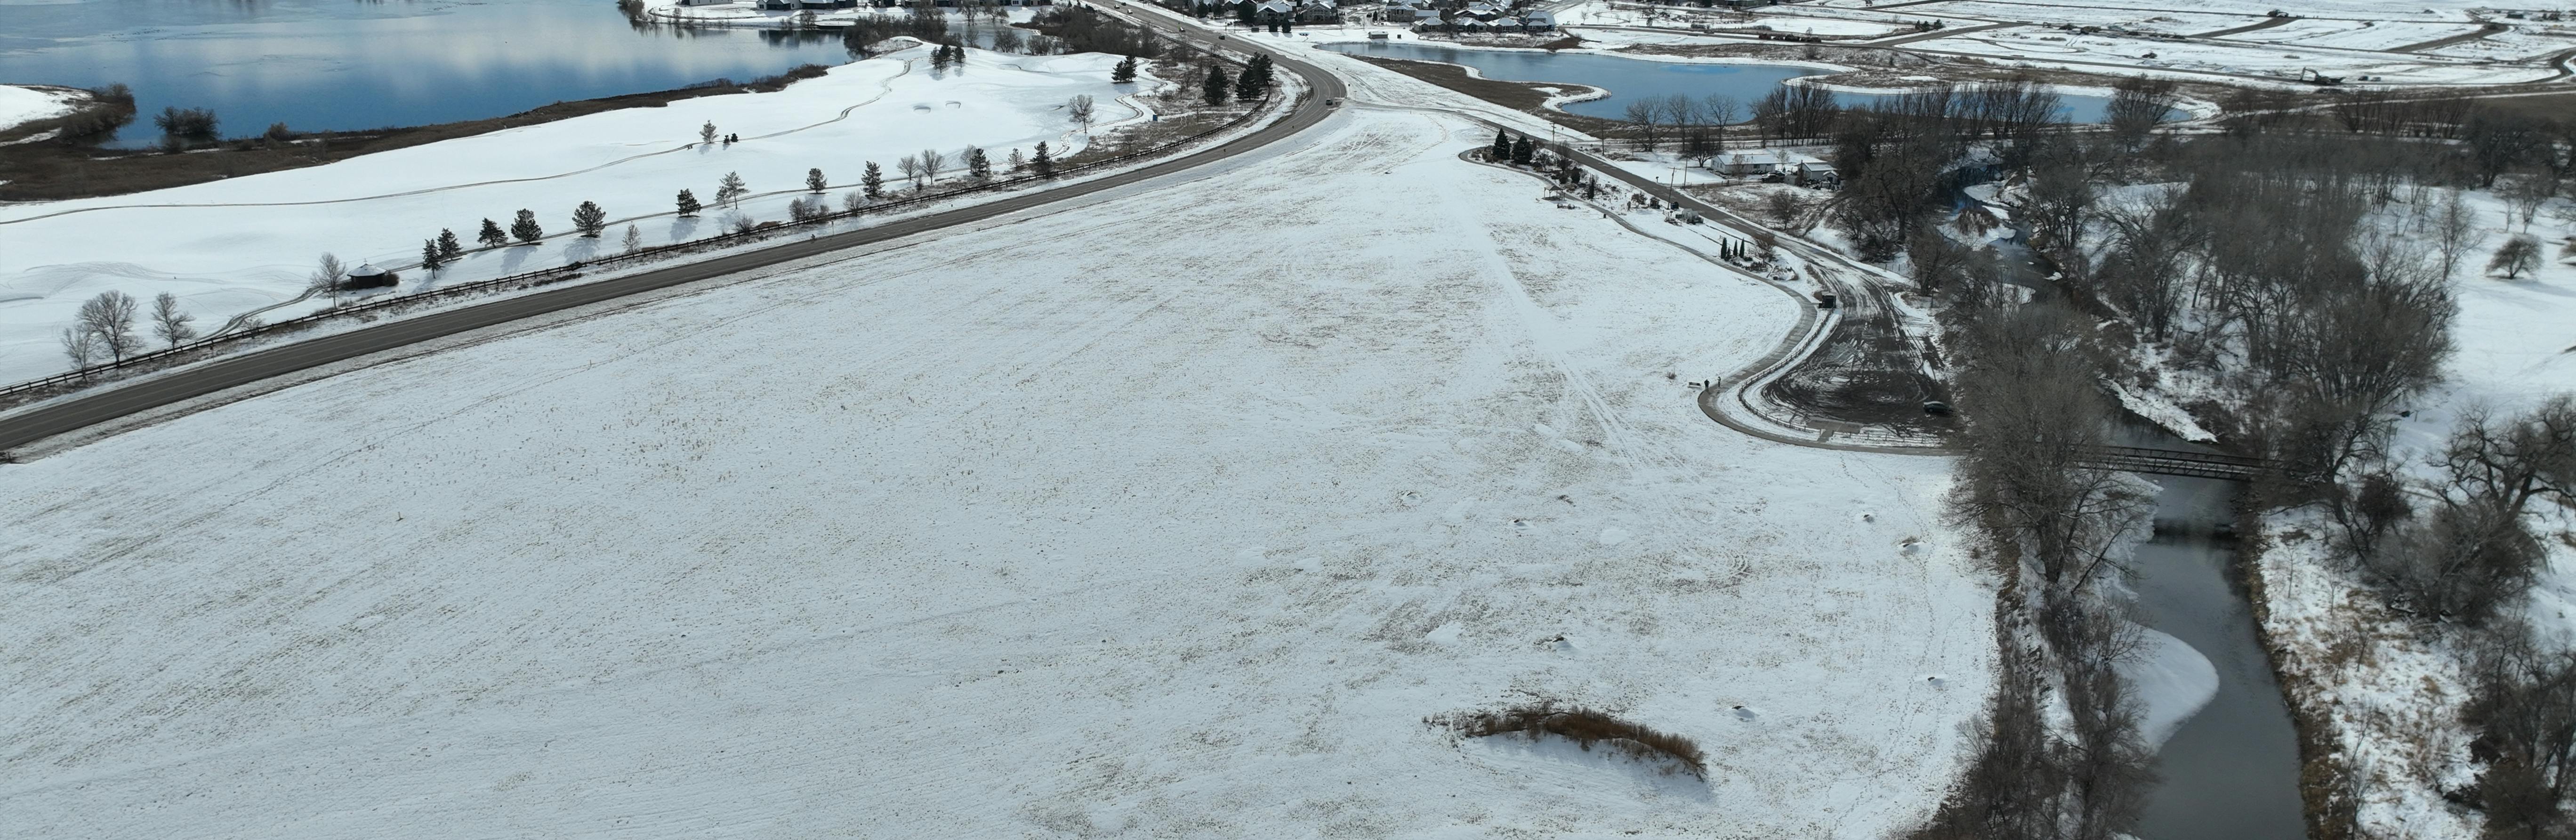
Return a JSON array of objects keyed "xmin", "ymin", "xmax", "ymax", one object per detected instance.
[{"xmin": 0, "ymin": 28, "xmax": 1346, "ymax": 453}]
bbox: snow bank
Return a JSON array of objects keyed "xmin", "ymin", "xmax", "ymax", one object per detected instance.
[
  {"xmin": 0, "ymin": 84, "xmax": 81, "ymax": 133},
  {"xmin": 0, "ymin": 47, "xmax": 1140, "ymax": 384},
  {"xmin": 0, "ymin": 109, "xmax": 1995, "ymax": 839},
  {"xmin": 2120, "ymin": 625, "xmax": 2220, "ymax": 749}
]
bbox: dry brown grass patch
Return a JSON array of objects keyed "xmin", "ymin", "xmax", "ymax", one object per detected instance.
[{"xmin": 1429, "ymin": 702, "xmax": 1708, "ymax": 779}]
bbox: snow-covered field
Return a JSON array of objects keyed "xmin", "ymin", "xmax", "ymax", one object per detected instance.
[
  {"xmin": 0, "ymin": 46, "xmax": 1142, "ymax": 385},
  {"xmin": 0, "ymin": 84, "xmax": 81, "ymax": 133},
  {"xmin": 2218, "ymin": 18, "xmax": 2479, "ymax": 52},
  {"xmin": 2425, "ymin": 24, "xmax": 2576, "ymax": 60},
  {"xmin": 1804, "ymin": 0, "xmax": 2499, "ymax": 24},
  {"xmin": 1906, "ymin": 27, "xmax": 2557, "ymax": 86},
  {"xmin": 0, "ymin": 106, "xmax": 1995, "ymax": 838}
]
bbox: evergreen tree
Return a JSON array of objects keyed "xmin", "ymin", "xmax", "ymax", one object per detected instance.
[
  {"xmin": 1280, "ymin": 18, "xmax": 1292, "ymax": 34},
  {"xmin": 676, "ymin": 188, "xmax": 701, "ymax": 218},
  {"xmin": 968, "ymin": 147, "xmax": 991, "ymax": 179},
  {"xmin": 1112, "ymin": 55, "xmax": 1138, "ymax": 84},
  {"xmin": 1511, "ymin": 136, "xmax": 1534, "ymax": 165},
  {"xmin": 1008, "ymin": 147, "xmax": 1027, "ymax": 172},
  {"xmin": 572, "ymin": 201, "xmax": 608, "ymax": 237},
  {"xmin": 862, "ymin": 162, "xmax": 884, "ymax": 198},
  {"xmin": 1235, "ymin": 59, "xmax": 1272, "ymax": 102},
  {"xmin": 1492, "ymin": 129, "xmax": 1515, "ymax": 160},
  {"xmin": 1235, "ymin": 0, "xmax": 1255, "ymax": 25},
  {"xmin": 1031, "ymin": 141, "xmax": 1054, "ymax": 177},
  {"xmin": 436, "ymin": 228, "xmax": 464, "ymax": 263},
  {"xmin": 699, "ymin": 121, "xmax": 718, "ymax": 145},
  {"xmin": 477, "ymin": 218, "xmax": 507, "ymax": 249},
  {"xmin": 806, "ymin": 167, "xmax": 828, "ymax": 194},
  {"xmin": 1202, "ymin": 65, "xmax": 1229, "ymax": 106},
  {"xmin": 510, "ymin": 209, "xmax": 543, "ymax": 244},
  {"xmin": 421, "ymin": 238, "xmax": 446, "ymax": 275},
  {"xmin": 1248, "ymin": 55, "xmax": 1274, "ymax": 90}
]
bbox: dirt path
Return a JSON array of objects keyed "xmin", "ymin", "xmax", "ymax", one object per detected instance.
[
  {"xmin": 2193, "ymin": 16, "xmax": 2294, "ymax": 39},
  {"xmin": 1868, "ymin": 21, "xmax": 2015, "ymax": 47},
  {"xmin": 2391, "ymin": 22, "xmax": 2506, "ymax": 54}
]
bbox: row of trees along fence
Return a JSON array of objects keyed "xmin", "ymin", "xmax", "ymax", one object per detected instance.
[{"xmin": 6, "ymin": 89, "xmax": 1278, "ymax": 401}]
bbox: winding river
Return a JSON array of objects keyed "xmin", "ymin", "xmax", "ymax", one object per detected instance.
[{"xmin": 2127, "ymin": 465, "xmax": 2310, "ymax": 839}]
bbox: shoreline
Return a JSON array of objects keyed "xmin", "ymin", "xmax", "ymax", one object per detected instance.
[{"xmin": 0, "ymin": 64, "xmax": 835, "ymax": 203}]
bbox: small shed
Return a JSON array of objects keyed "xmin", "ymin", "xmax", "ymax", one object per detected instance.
[{"xmin": 345, "ymin": 263, "xmax": 398, "ymax": 289}]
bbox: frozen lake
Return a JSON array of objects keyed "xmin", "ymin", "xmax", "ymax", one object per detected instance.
[
  {"xmin": 1320, "ymin": 40, "xmax": 2140, "ymax": 123},
  {"xmin": 0, "ymin": 0, "xmax": 853, "ymax": 146}
]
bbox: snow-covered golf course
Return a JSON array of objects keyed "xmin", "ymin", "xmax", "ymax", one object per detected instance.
[{"xmin": 0, "ymin": 107, "xmax": 1994, "ymax": 837}]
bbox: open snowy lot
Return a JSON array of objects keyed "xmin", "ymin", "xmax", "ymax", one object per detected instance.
[
  {"xmin": 0, "ymin": 108, "xmax": 1992, "ymax": 838},
  {"xmin": 2424, "ymin": 24, "xmax": 2576, "ymax": 61},
  {"xmin": 0, "ymin": 46, "xmax": 1140, "ymax": 386},
  {"xmin": 1906, "ymin": 28, "xmax": 2552, "ymax": 86},
  {"xmin": 1804, "ymin": 0, "xmax": 2498, "ymax": 24}
]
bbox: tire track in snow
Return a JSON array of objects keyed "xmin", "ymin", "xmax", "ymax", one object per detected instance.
[{"xmin": 1431, "ymin": 170, "xmax": 1750, "ymax": 585}]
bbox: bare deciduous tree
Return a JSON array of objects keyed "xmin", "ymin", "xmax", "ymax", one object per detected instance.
[
  {"xmin": 60, "ymin": 325, "xmax": 99, "ymax": 372},
  {"xmin": 1067, "ymin": 94, "xmax": 1095, "ymax": 133},
  {"xmin": 2431, "ymin": 190, "xmax": 2487, "ymax": 281},
  {"xmin": 151, "ymin": 291, "xmax": 195, "ymax": 347},
  {"xmin": 1763, "ymin": 190, "xmax": 1797, "ymax": 228},
  {"xmin": 918, "ymin": 147, "xmax": 948, "ymax": 185},
  {"xmin": 309, "ymin": 252, "xmax": 348, "ymax": 303},
  {"xmin": 2363, "ymin": 397, "xmax": 2576, "ymax": 623},
  {"xmin": 2492, "ymin": 234, "xmax": 2544, "ymax": 280},
  {"xmin": 76, "ymin": 290, "xmax": 142, "ymax": 363}
]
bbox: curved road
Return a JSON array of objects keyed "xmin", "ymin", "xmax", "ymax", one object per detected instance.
[{"xmin": 0, "ymin": 23, "xmax": 1346, "ymax": 453}]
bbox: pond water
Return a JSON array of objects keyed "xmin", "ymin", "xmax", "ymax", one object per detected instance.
[
  {"xmin": 2119, "ymin": 427, "xmax": 2310, "ymax": 840},
  {"xmin": 1320, "ymin": 40, "xmax": 2136, "ymax": 123},
  {"xmin": 0, "ymin": 0, "xmax": 856, "ymax": 146}
]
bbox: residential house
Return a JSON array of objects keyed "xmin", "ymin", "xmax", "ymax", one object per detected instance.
[
  {"xmin": 1705, "ymin": 150, "xmax": 1787, "ymax": 177},
  {"xmin": 1795, "ymin": 161, "xmax": 1840, "ymax": 186}
]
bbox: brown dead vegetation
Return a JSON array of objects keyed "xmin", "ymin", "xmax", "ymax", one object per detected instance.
[{"xmin": 1429, "ymin": 702, "xmax": 1707, "ymax": 778}]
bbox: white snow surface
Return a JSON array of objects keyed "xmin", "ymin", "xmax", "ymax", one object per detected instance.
[
  {"xmin": 0, "ymin": 108, "xmax": 1995, "ymax": 838},
  {"xmin": 0, "ymin": 84, "xmax": 80, "ymax": 132},
  {"xmin": 0, "ymin": 47, "xmax": 1139, "ymax": 385},
  {"xmin": 2118, "ymin": 626, "xmax": 2220, "ymax": 749}
]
